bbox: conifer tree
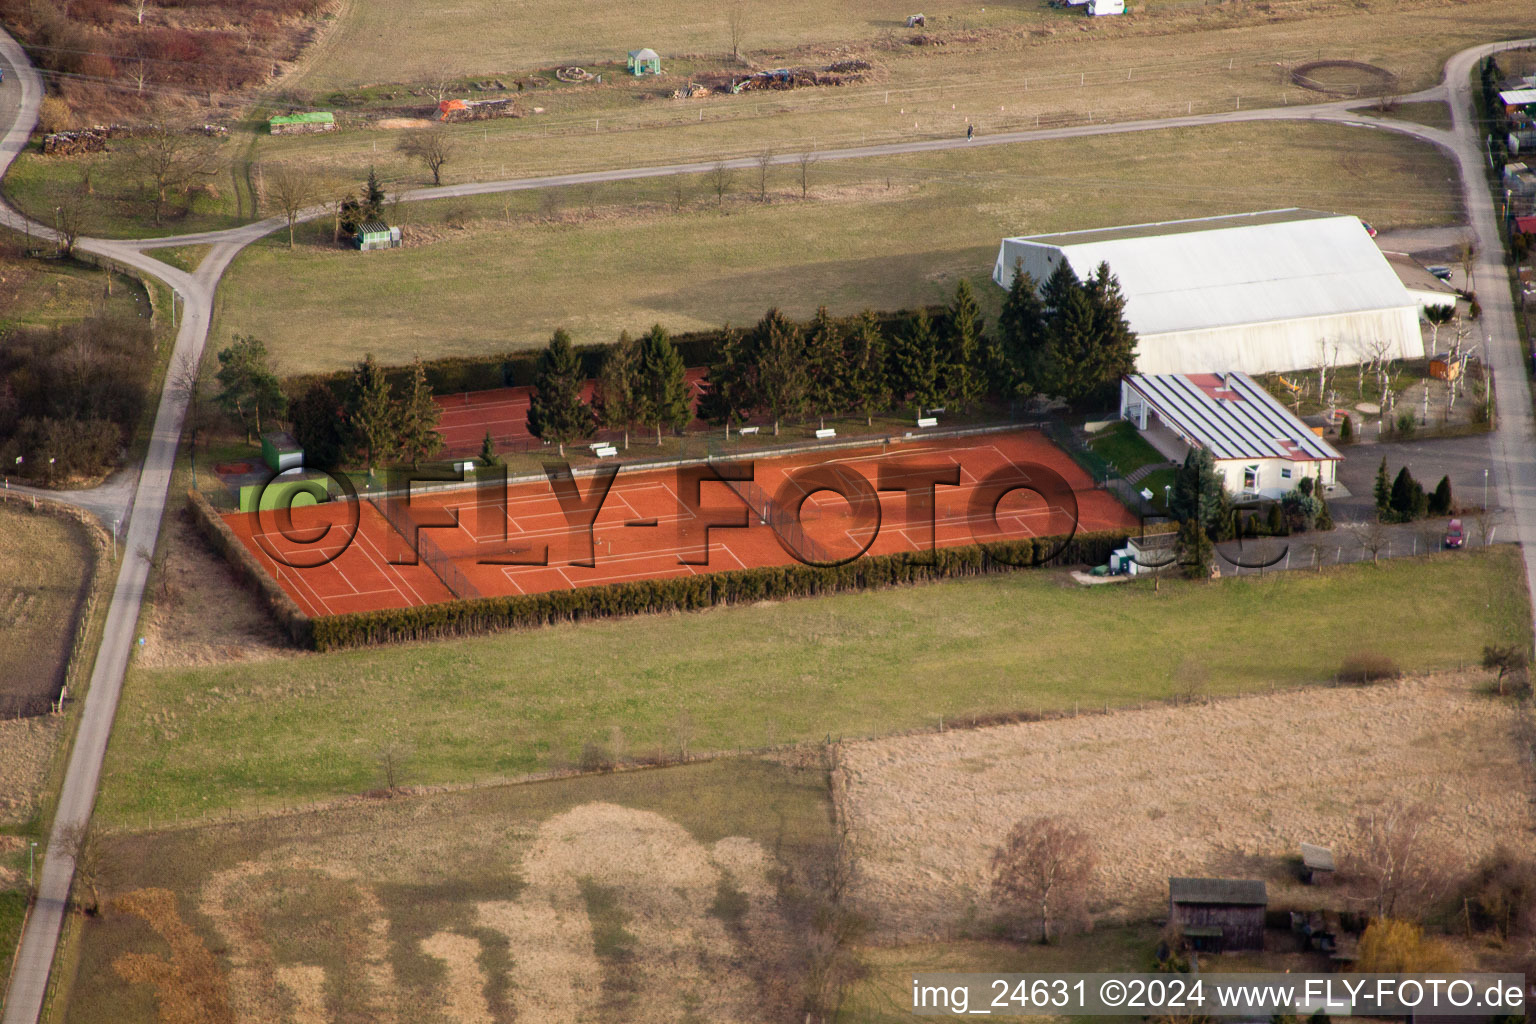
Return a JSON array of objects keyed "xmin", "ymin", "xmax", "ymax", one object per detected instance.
[
  {"xmin": 701, "ymin": 325, "xmax": 754, "ymax": 434},
  {"xmin": 893, "ymin": 309, "xmax": 945, "ymax": 416},
  {"xmin": 750, "ymin": 308, "xmax": 808, "ymax": 435},
  {"xmin": 945, "ymin": 279, "xmax": 987, "ymax": 411},
  {"xmin": 527, "ymin": 329, "xmax": 595, "ymax": 455},
  {"xmin": 347, "ymin": 353, "xmax": 399, "ymax": 474},
  {"xmin": 398, "ymin": 357, "xmax": 443, "ymax": 468},
  {"xmin": 1373, "ymin": 457, "xmax": 1392, "ymax": 520},
  {"xmin": 997, "ymin": 264, "xmax": 1046, "ymax": 399},
  {"xmin": 803, "ymin": 306, "xmax": 845, "ymax": 427},
  {"xmin": 594, "ymin": 331, "xmax": 640, "ymax": 449},
  {"xmin": 844, "ymin": 310, "xmax": 890, "ymax": 426},
  {"xmin": 635, "ymin": 324, "xmax": 691, "ymax": 444}
]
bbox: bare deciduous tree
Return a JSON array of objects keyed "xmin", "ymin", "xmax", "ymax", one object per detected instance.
[
  {"xmin": 1458, "ymin": 241, "xmax": 1477, "ymax": 294},
  {"xmin": 1349, "ymin": 519, "xmax": 1390, "ymax": 564},
  {"xmin": 1482, "ymin": 644, "xmax": 1529, "ymax": 696},
  {"xmin": 707, "ymin": 161, "xmax": 734, "ymax": 209},
  {"xmin": 124, "ymin": 124, "xmax": 221, "ymax": 225},
  {"xmin": 398, "ymin": 127, "xmax": 455, "ymax": 186},
  {"xmin": 376, "ymin": 738, "xmax": 414, "ymax": 794},
  {"xmin": 670, "ymin": 711, "xmax": 696, "ymax": 762},
  {"xmin": 135, "ymin": 0, "xmax": 150, "ymax": 24},
  {"xmin": 797, "ymin": 147, "xmax": 818, "ymax": 199},
  {"xmin": 53, "ymin": 186, "xmax": 91, "ymax": 256},
  {"xmin": 171, "ymin": 350, "xmax": 210, "ymax": 486},
  {"xmin": 56, "ymin": 821, "xmax": 104, "ymax": 914},
  {"xmin": 727, "ymin": 2, "xmax": 747, "ymax": 63},
  {"xmin": 1343, "ymin": 800, "xmax": 1446, "ymax": 920},
  {"xmin": 755, "ymin": 148, "xmax": 773, "ymax": 202},
  {"xmin": 263, "ymin": 161, "xmax": 314, "ymax": 248},
  {"xmin": 991, "ymin": 817, "xmax": 1097, "ymax": 943}
]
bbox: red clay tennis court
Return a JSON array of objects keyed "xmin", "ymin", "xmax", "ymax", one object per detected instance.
[
  {"xmin": 222, "ymin": 429, "xmax": 1137, "ymax": 618},
  {"xmin": 434, "ymin": 370, "xmax": 709, "ymax": 457}
]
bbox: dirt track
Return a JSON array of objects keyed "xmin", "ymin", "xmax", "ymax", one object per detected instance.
[{"xmin": 837, "ymin": 674, "xmax": 1532, "ymax": 940}]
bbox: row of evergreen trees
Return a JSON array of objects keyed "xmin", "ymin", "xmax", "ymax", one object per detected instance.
[
  {"xmin": 290, "ymin": 355, "xmax": 443, "ymax": 472},
  {"xmin": 1372, "ymin": 459, "xmax": 1454, "ymax": 523},
  {"xmin": 525, "ymin": 266, "xmax": 1139, "ymax": 449}
]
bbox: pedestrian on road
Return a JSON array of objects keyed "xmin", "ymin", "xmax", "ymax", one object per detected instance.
[{"xmin": 966, "ymin": 123, "xmax": 974, "ymax": 141}]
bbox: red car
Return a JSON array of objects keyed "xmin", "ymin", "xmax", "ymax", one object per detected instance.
[{"xmin": 1443, "ymin": 519, "xmax": 1464, "ymax": 549}]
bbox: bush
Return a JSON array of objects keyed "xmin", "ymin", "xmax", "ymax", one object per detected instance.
[
  {"xmin": 1395, "ymin": 411, "xmax": 1416, "ymax": 437},
  {"xmin": 1337, "ymin": 651, "xmax": 1400, "ymax": 684},
  {"xmin": 1355, "ymin": 919, "xmax": 1460, "ymax": 971},
  {"xmin": 1339, "ymin": 414, "xmax": 1353, "ymax": 442},
  {"xmin": 1463, "ymin": 848, "xmax": 1536, "ymax": 940},
  {"xmin": 578, "ymin": 741, "xmax": 615, "ymax": 773},
  {"xmin": 306, "ymin": 529, "xmax": 1129, "ymax": 650}
]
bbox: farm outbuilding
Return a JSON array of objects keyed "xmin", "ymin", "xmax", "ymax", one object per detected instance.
[
  {"xmin": 353, "ymin": 221, "xmax": 402, "ymax": 251},
  {"xmin": 627, "ymin": 48, "xmax": 662, "ymax": 75},
  {"xmin": 1300, "ymin": 843, "xmax": 1336, "ymax": 885},
  {"xmin": 268, "ymin": 111, "xmax": 335, "ymax": 135},
  {"xmin": 993, "ymin": 209, "xmax": 1426, "ymax": 375},
  {"xmin": 1168, "ymin": 877, "xmax": 1267, "ymax": 953},
  {"xmin": 1120, "ymin": 371, "xmax": 1342, "ymax": 500},
  {"xmin": 260, "ymin": 431, "xmax": 304, "ymax": 472}
]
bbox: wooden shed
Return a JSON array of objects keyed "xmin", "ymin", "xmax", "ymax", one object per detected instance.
[
  {"xmin": 627, "ymin": 48, "xmax": 661, "ymax": 75},
  {"xmin": 1168, "ymin": 877, "xmax": 1267, "ymax": 953},
  {"xmin": 1299, "ymin": 843, "xmax": 1336, "ymax": 885}
]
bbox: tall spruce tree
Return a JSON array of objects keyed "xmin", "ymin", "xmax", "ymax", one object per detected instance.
[
  {"xmin": 594, "ymin": 331, "xmax": 640, "ymax": 449},
  {"xmin": 997, "ymin": 264, "xmax": 1046, "ymax": 399},
  {"xmin": 945, "ymin": 279, "xmax": 987, "ymax": 411},
  {"xmin": 215, "ymin": 334, "xmax": 286, "ymax": 443},
  {"xmin": 844, "ymin": 310, "xmax": 890, "ymax": 426},
  {"xmin": 527, "ymin": 329, "xmax": 595, "ymax": 456},
  {"xmin": 635, "ymin": 324, "xmax": 691, "ymax": 444},
  {"xmin": 363, "ymin": 166, "xmax": 386, "ymax": 221},
  {"xmin": 1171, "ymin": 446, "xmax": 1231, "ymax": 539},
  {"xmin": 398, "ymin": 357, "xmax": 443, "ymax": 468},
  {"xmin": 347, "ymin": 353, "xmax": 399, "ymax": 474},
  {"xmin": 750, "ymin": 308, "xmax": 808, "ymax": 436},
  {"xmin": 803, "ymin": 306, "xmax": 845, "ymax": 428},
  {"xmin": 700, "ymin": 325, "xmax": 755, "ymax": 434},
  {"xmin": 892, "ymin": 308, "xmax": 946, "ymax": 416},
  {"xmin": 1082, "ymin": 262, "xmax": 1138, "ymax": 404}
]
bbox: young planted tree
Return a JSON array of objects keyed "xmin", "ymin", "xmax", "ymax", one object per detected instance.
[
  {"xmin": 1373, "ymin": 456, "xmax": 1392, "ymax": 520},
  {"xmin": 347, "ymin": 353, "xmax": 400, "ymax": 473},
  {"xmin": 397, "ymin": 357, "xmax": 443, "ymax": 468},
  {"xmin": 803, "ymin": 307, "xmax": 845, "ymax": 428},
  {"xmin": 755, "ymin": 149, "xmax": 773, "ymax": 202},
  {"xmin": 945, "ymin": 279, "xmax": 987, "ymax": 412},
  {"xmin": 750, "ymin": 308, "xmax": 808, "ymax": 435},
  {"xmin": 398, "ymin": 126, "xmax": 455, "ymax": 186},
  {"xmin": 843, "ymin": 310, "xmax": 890, "ymax": 426},
  {"xmin": 708, "ymin": 161, "xmax": 735, "ymax": 209},
  {"xmin": 527, "ymin": 329, "xmax": 595, "ymax": 455},
  {"xmin": 264, "ymin": 161, "xmax": 314, "ymax": 248},
  {"xmin": 635, "ymin": 325, "xmax": 691, "ymax": 444},
  {"xmin": 990, "ymin": 817, "xmax": 1097, "ymax": 944},
  {"xmin": 362, "ymin": 166, "xmax": 387, "ymax": 222},
  {"xmin": 1389, "ymin": 465, "xmax": 1427, "ymax": 522},
  {"xmin": 214, "ymin": 334, "xmax": 286, "ymax": 443},
  {"xmin": 796, "ymin": 147, "xmax": 818, "ymax": 199},
  {"xmin": 1481, "ymin": 644, "xmax": 1529, "ymax": 696},
  {"xmin": 1176, "ymin": 518, "xmax": 1216, "ymax": 580},
  {"xmin": 891, "ymin": 308, "xmax": 947, "ymax": 416},
  {"xmin": 594, "ymin": 331, "xmax": 641, "ymax": 449}
]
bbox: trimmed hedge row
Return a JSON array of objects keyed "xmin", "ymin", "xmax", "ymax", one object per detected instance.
[
  {"xmin": 186, "ymin": 489, "xmax": 313, "ymax": 646},
  {"xmin": 308, "ymin": 530, "xmax": 1128, "ymax": 651},
  {"xmin": 281, "ymin": 308, "xmax": 940, "ymax": 398}
]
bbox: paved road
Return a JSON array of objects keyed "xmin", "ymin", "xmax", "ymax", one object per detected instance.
[{"xmin": 3, "ymin": 22, "xmax": 1535, "ymax": 1024}]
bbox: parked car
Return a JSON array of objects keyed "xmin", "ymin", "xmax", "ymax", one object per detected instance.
[
  {"xmin": 1427, "ymin": 265, "xmax": 1453, "ymax": 280},
  {"xmin": 1361, "ymin": 221, "xmax": 1377, "ymax": 237},
  {"xmin": 1443, "ymin": 518, "xmax": 1464, "ymax": 549}
]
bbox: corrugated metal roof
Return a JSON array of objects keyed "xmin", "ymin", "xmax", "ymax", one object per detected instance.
[
  {"xmin": 355, "ymin": 221, "xmax": 390, "ymax": 235},
  {"xmin": 1170, "ymin": 877, "xmax": 1268, "ymax": 906},
  {"xmin": 1125, "ymin": 371, "xmax": 1342, "ymax": 463},
  {"xmin": 1499, "ymin": 89, "xmax": 1536, "ymax": 105},
  {"xmin": 995, "ymin": 209, "xmax": 1416, "ymax": 336}
]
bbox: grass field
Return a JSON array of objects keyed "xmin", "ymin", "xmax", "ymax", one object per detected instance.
[
  {"xmin": 62, "ymin": 758, "xmax": 832, "ymax": 1024},
  {"xmin": 0, "ymin": 239, "xmax": 153, "ymax": 332},
  {"xmin": 3, "ymin": 0, "xmax": 1524, "ymax": 238},
  {"xmin": 0, "ymin": 502, "xmax": 96, "ymax": 717},
  {"xmin": 214, "ymin": 121, "xmax": 1461, "ymax": 373},
  {"xmin": 96, "ymin": 546, "xmax": 1529, "ymax": 827}
]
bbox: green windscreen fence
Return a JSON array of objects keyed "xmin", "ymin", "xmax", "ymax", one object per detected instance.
[{"xmin": 237, "ymin": 474, "xmax": 339, "ymax": 513}]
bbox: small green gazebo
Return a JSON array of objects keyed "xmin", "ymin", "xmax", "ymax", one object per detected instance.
[{"xmin": 627, "ymin": 48, "xmax": 661, "ymax": 76}]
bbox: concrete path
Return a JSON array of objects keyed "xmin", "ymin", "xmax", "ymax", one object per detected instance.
[{"xmin": 2, "ymin": 21, "xmax": 1534, "ymax": 1024}]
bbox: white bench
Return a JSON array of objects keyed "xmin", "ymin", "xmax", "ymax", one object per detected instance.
[
  {"xmin": 737, "ymin": 426, "xmax": 760, "ymax": 436},
  {"xmin": 815, "ymin": 428, "xmax": 837, "ymax": 439},
  {"xmin": 927, "ymin": 406, "xmax": 947, "ymax": 415},
  {"xmin": 593, "ymin": 445, "xmax": 618, "ymax": 458},
  {"xmin": 456, "ymin": 460, "xmax": 476, "ymax": 474},
  {"xmin": 588, "ymin": 442, "xmax": 608, "ymax": 451},
  {"xmin": 916, "ymin": 416, "xmax": 938, "ymax": 429}
]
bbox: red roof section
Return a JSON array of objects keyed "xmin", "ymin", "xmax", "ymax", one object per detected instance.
[{"xmin": 1515, "ymin": 215, "xmax": 1536, "ymax": 235}]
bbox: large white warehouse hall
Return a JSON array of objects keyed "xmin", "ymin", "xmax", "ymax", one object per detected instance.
[{"xmin": 993, "ymin": 208, "xmax": 1427, "ymax": 375}]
